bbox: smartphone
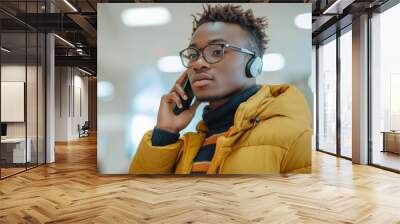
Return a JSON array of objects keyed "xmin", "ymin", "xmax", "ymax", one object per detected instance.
[{"xmin": 173, "ymin": 79, "xmax": 195, "ymax": 115}]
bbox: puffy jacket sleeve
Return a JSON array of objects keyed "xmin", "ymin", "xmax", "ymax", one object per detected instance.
[
  {"xmin": 129, "ymin": 129, "xmax": 184, "ymax": 174},
  {"xmin": 280, "ymin": 129, "xmax": 312, "ymax": 173}
]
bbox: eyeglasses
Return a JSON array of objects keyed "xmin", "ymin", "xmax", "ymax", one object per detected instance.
[{"xmin": 179, "ymin": 43, "xmax": 255, "ymax": 68}]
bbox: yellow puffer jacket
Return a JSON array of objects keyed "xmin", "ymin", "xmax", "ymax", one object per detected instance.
[{"xmin": 129, "ymin": 84, "xmax": 312, "ymax": 174}]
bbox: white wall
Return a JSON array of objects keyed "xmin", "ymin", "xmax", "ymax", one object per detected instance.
[
  {"xmin": 55, "ymin": 67, "xmax": 89, "ymax": 141},
  {"xmin": 55, "ymin": 66, "xmax": 69, "ymax": 141},
  {"xmin": 1, "ymin": 82, "xmax": 25, "ymax": 122},
  {"xmin": 1, "ymin": 65, "xmax": 40, "ymax": 137},
  {"xmin": 1, "ymin": 66, "xmax": 26, "ymax": 137}
]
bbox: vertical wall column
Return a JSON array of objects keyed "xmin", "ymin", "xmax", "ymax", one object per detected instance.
[
  {"xmin": 46, "ymin": 33, "xmax": 55, "ymax": 163},
  {"xmin": 352, "ymin": 14, "xmax": 369, "ymax": 164},
  {"xmin": 45, "ymin": 0, "xmax": 55, "ymax": 163}
]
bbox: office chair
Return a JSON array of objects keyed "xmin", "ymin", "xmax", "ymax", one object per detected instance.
[{"xmin": 79, "ymin": 121, "xmax": 90, "ymax": 138}]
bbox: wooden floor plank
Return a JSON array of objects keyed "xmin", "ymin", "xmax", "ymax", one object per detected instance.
[{"xmin": 0, "ymin": 134, "xmax": 400, "ymax": 223}]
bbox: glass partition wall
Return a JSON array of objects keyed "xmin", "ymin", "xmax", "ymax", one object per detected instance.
[
  {"xmin": 370, "ymin": 2, "xmax": 400, "ymax": 172},
  {"xmin": 316, "ymin": 27, "xmax": 353, "ymax": 159},
  {"xmin": 315, "ymin": 0, "xmax": 400, "ymax": 173},
  {"xmin": 0, "ymin": 1, "xmax": 46, "ymax": 179},
  {"xmin": 339, "ymin": 27, "xmax": 353, "ymax": 159},
  {"xmin": 317, "ymin": 35, "xmax": 337, "ymax": 155}
]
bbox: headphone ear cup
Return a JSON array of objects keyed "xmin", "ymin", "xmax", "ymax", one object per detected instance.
[
  {"xmin": 246, "ymin": 56, "xmax": 263, "ymax": 78},
  {"xmin": 245, "ymin": 57, "xmax": 254, "ymax": 78}
]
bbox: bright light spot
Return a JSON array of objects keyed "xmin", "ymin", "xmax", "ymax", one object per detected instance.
[
  {"xmin": 294, "ymin": 13, "xmax": 312, "ymax": 30},
  {"xmin": 131, "ymin": 114, "xmax": 156, "ymax": 151},
  {"xmin": 98, "ymin": 81, "xmax": 114, "ymax": 98},
  {"xmin": 133, "ymin": 89, "xmax": 162, "ymax": 114},
  {"xmin": 63, "ymin": 0, "xmax": 78, "ymax": 12},
  {"xmin": 157, "ymin": 56, "xmax": 185, "ymax": 73},
  {"xmin": 121, "ymin": 7, "xmax": 171, "ymax": 27},
  {"xmin": 262, "ymin": 53, "xmax": 285, "ymax": 71}
]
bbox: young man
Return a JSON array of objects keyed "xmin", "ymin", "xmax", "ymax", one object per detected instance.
[{"xmin": 129, "ymin": 4, "xmax": 312, "ymax": 174}]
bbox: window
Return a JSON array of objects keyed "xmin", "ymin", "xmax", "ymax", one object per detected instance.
[
  {"xmin": 340, "ymin": 29, "xmax": 352, "ymax": 158},
  {"xmin": 317, "ymin": 36, "xmax": 337, "ymax": 154},
  {"xmin": 371, "ymin": 2, "xmax": 400, "ymax": 171}
]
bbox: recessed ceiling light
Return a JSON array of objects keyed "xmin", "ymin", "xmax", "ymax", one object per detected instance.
[
  {"xmin": 121, "ymin": 7, "xmax": 171, "ymax": 27},
  {"xmin": 262, "ymin": 53, "xmax": 285, "ymax": 72},
  {"xmin": 294, "ymin": 13, "xmax": 312, "ymax": 30},
  {"xmin": 157, "ymin": 56, "xmax": 185, "ymax": 73}
]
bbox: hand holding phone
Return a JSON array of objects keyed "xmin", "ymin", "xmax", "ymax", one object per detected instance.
[{"xmin": 155, "ymin": 71, "xmax": 201, "ymax": 134}]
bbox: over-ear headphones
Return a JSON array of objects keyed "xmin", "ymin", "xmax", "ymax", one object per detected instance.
[{"xmin": 245, "ymin": 55, "xmax": 263, "ymax": 78}]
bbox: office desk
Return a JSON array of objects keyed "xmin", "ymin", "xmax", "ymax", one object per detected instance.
[
  {"xmin": 1, "ymin": 138, "xmax": 31, "ymax": 163},
  {"xmin": 381, "ymin": 131, "xmax": 400, "ymax": 154}
]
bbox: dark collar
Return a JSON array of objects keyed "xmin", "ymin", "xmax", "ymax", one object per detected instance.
[{"xmin": 202, "ymin": 84, "xmax": 260, "ymax": 133}]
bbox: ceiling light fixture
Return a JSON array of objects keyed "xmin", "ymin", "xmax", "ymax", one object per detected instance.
[
  {"xmin": 1, "ymin": 47, "xmax": 11, "ymax": 53},
  {"xmin": 322, "ymin": 0, "xmax": 352, "ymax": 15},
  {"xmin": 121, "ymin": 7, "xmax": 171, "ymax": 27},
  {"xmin": 63, "ymin": 0, "xmax": 78, "ymax": 12},
  {"xmin": 78, "ymin": 67, "xmax": 92, "ymax": 76},
  {"xmin": 54, "ymin": 34, "xmax": 75, "ymax": 48},
  {"xmin": 157, "ymin": 56, "xmax": 185, "ymax": 73},
  {"xmin": 294, "ymin": 13, "xmax": 312, "ymax": 30}
]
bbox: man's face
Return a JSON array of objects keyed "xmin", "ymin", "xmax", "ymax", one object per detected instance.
[{"xmin": 187, "ymin": 22, "xmax": 253, "ymax": 102}]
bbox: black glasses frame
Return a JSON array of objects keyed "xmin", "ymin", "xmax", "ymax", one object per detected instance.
[{"xmin": 179, "ymin": 43, "xmax": 255, "ymax": 68}]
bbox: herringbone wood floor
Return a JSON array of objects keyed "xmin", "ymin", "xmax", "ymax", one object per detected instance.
[{"xmin": 0, "ymin": 134, "xmax": 400, "ymax": 224}]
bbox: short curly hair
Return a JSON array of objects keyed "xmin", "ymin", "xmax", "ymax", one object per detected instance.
[{"xmin": 191, "ymin": 4, "xmax": 268, "ymax": 57}]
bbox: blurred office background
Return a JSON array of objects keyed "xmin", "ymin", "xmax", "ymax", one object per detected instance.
[{"xmin": 97, "ymin": 3, "xmax": 312, "ymax": 174}]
